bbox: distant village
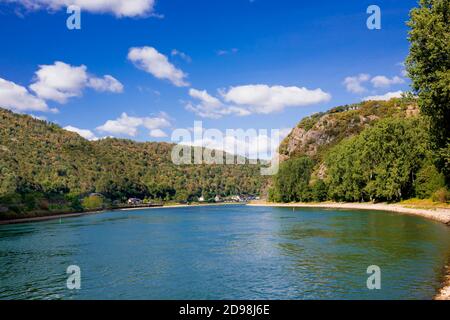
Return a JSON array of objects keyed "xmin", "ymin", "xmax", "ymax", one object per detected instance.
[{"xmin": 125, "ymin": 194, "xmax": 260, "ymax": 207}]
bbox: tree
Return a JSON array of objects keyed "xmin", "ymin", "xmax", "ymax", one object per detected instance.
[
  {"xmin": 81, "ymin": 195, "xmax": 104, "ymax": 210},
  {"xmin": 270, "ymin": 157, "xmax": 314, "ymax": 202},
  {"xmin": 406, "ymin": 0, "xmax": 450, "ymax": 181},
  {"xmin": 326, "ymin": 118, "xmax": 429, "ymax": 202}
]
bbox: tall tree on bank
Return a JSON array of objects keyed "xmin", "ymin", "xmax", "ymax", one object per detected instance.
[{"xmin": 406, "ymin": 0, "xmax": 450, "ymax": 182}]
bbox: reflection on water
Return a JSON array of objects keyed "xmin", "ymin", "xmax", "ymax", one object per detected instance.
[{"xmin": 0, "ymin": 205, "xmax": 449, "ymax": 300}]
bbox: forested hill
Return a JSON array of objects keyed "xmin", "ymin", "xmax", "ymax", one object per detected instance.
[
  {"xmin": 270, "ymin": 97, "xmax": 448, "ymax": 204},
  {"xmin": 278, "ymin": 98, "xmax": 420, "ymax": 162},
  {"xmin": 0, "ymin": 108, "xmax": 265, "ymax": 219}
]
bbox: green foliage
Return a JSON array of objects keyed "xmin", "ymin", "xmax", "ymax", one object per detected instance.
[
  {"xmin": 278, "ymin": 98, "xmax": 418, "ymax": 160},
  {"xmin": 81, "ymin": 195, "xmax": 104, "ymax": 210},
  {"xmin": 406, "ymin": 0, "xmax": 450, "ymax": 181},
  {"xmin": 272, "ymin": 116, "xmax": 442, "ymax": 204},
  {"xmin": 311, "ymin": 180, "xmax": 328, "ymax": 202},
  {"xmin": 413, "ymin": 161, "xmax": 446, "ymax": 198},
  {"xmin": 270, "ymin": 157, "xmax": 314, "ymax": 202},
  {"xmin": 432, "ymin": 187, "xmax": 450, "ymax": 203},
  {"xmin": 326, "ymin": 118, "xmax": 429, "ymax": 202},
  {"xmin": 0, "ymin": 108, "xmax": 265, "ymax": 218}
]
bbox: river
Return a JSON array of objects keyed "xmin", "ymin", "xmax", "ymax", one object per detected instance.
[{"xmin": 0, "ymin": 205, "xmax": 449, "ymax": 300}]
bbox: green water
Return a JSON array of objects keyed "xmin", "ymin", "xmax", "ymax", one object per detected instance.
[{"xmin": 0, "ymin": 205, "xmax": 449, "ymax": 300}]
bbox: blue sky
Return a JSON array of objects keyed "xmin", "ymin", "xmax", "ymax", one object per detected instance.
[{"xmin": 0, "ymin": 0, "xmax": 416, "ymax": 150}]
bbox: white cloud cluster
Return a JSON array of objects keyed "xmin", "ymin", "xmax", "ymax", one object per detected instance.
[
  {"xmin": 128, "ymin": 47, "xmax": 189, "ymax": 87},
  {"xmin": 96, "ymin": 112, "xmax": 171, "ymax": 137},
  {"xmin": 363, "ymin": 91, "xmax": 403, "ymax": 101},
  {"xmin": 185, "ymin": 89, "xmax": 250, "ymax": 119},
  {"xmin": 6, "ymin": 0, "xmax": 156, "ymax": 17},
  {"xmin": 171, "ymin": 49, "xmax": 192, "ymax": 63},
  {"xmin": 222, "ymin": 85, "xmax": 331, "ymax": 114},
  {"xmin": 30, "ymin": 61, "xmax": 123, "ymax": 103},
  {"xmin": 88, "ymin": 75, "xmax": 124, "ymax": 93},
  {"xmin": 64, "ymin": 125, "xmax": 98, "ymax": 141},
  {"xmin": 186, "ymin": 85, "xmax": 331, "ymax": 119},
  {"xmin": 0, "ymin": 77, "xmax": 54, "ymax": 113},
  {"xmin": 370, "ymin": 75, "xmax": 405, "ymax": 88},
  {"xmin": 344, "ymin": 73, "xmax": 405, "ymax": 93},
  {"xmin": 343, "ymin": 74, "xmax": 370, "ymax": 94}
]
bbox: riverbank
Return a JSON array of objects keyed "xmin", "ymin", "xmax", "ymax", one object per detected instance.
[
  {"xmin": 247, "ymin": 201, "xmax": 450, "ymax": 225},
  {"xmin": 0, "ymin": 202, "xmax": 243, "ymax": 225},
  {"xmin": 435, "ymin": 264, "xmax": 450, "ymax": 300}
]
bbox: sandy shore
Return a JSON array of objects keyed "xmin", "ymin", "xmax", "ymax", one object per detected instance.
[{"xmin": 247, "ymin": 201, "xmax": 450, "ymax": 225}]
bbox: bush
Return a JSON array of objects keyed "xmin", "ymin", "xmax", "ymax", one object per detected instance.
[
  {"xmin": 413, "ymin": 162, "xmax": 446, "ymax": 198},
  {"xmin": 81, "ymin": 195, "xmax": 104, "ymax": 210},
  {"xmin": 432, "ymin": 188, "xmax": 449, "ymax": 203}
]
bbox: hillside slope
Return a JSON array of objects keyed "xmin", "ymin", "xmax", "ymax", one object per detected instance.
[
  {"xmin": 0, "ymin": 108, "xmax": 265, "ymax": 219},
  {"xmin": 270, "ymin": 97, "xmax": 447, "ymax": 203},
  {"xmin": 279, "ymin": 98, "xmax": 419, "ymax": 163}
]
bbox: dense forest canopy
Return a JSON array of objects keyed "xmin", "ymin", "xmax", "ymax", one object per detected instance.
[
  {"xmin": 406, "ymin": 0, "xmax": 450, "ymax": 182},
  {"xmin": 0, "ymin": 108, "xmax": 266, "ymax": 219},
  {"xmin": 269, "ymin": 98, "xmax": 448, "ymax": 204}
]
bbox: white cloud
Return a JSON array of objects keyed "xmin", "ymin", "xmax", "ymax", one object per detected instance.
[
  {"xmin": 143, "ymin": 116, "xmax": 171, "ymax": 130},
  {"xmin": 185, "ymin": 88, "xmax": 250, "ymax": 119},
  {"xmin": 217, "ymin": 48, "xmax": 238, "ymax": 56},
  {"xmin": 370, "ymin": 75, "xmax": 405, "ymax": 88},
  {"xmin": 88, "ymin": 75, "xmax": 124, "ymax": 93},
  {"xmin": 128, "ymin": 46, "xmax": 189, "ymax": 87},
  {"xmin": 29, "ymin": 61, "xmax": 123, "ymax": 103},
  {"xmin": 222, "ymin": 84, "xmax": 331, "ymax": 114},
  {"xmin": 7, "ymin": 0, "xmax": 156, "ymax": 17},
  {"xmin": 30, "ymin": 62, "xmax": 88, "ymax": 103},
  {"xmin": 171, "ymin": 49, "xmax": 192, "ymax": 63},
  {"xmin": 186, "ymin": 85, "xmax": 330, "ymax": 119},
  {"xmin": 30, "ymin": 114, "xmax": 48, "ymax": 121},
  {"xmin": 343, "ymin": 74, "xmax": 370, "ymax": 94},
  {"xmin": 0, "ymin": 77, "xmax": 55, "ymax": 113},
  {"xmin": 96, "ymin": 112, "xmax": 171, "ymax": 137},
  {"xmin": 363, "ymin": 91, "xmax": 403, "ymax": 101},
  {"xmin": 149, "ymin": 129, "xmax": 167, "ymax": 138},
  {"xmin": 344, "ymin": 73, "xmax": 406, "ymax": 94},
  {"xmin": 64, "ymin": 125, "xmax": 98, "ymax": 141},
  {"xmin": 96, "ymin": 113, "xmax": 143, "ymax": 136}
]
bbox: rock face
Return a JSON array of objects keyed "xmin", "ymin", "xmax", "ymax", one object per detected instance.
[
  {"xmin": 278, "ymin": 99, "xmax": 419, "ymax": 163},
  {"xmin": 280, "ymin": 113, "xmax": 375, "ymax": 161}
]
